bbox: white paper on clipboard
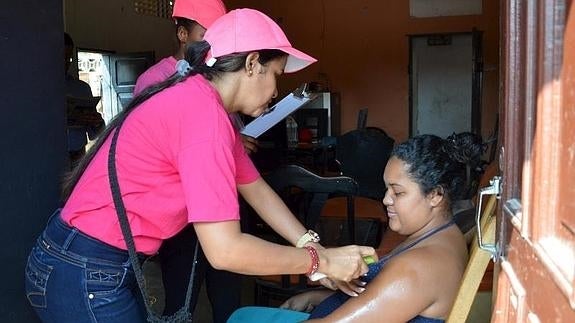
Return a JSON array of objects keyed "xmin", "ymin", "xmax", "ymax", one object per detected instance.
[{"xmin": 240, "ymin": 83, "xmax": 317, "ymax": 138}]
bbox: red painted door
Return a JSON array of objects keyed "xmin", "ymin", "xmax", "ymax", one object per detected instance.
[{"xmin": 493, "ymin": 1, "xmax": 575, "ymax": 322}]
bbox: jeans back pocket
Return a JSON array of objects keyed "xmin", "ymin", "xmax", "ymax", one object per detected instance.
[
  {"xmin": 85, "ymin": 266, "xmax": 127, "ymax": 296},
  {"xmin": 25, "ymin": 248, "xmax": 53, "ymax": 308}
]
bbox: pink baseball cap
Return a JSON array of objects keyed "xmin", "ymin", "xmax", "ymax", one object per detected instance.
[
  {"xmin": 172, "ymin": 0, "xmax": 227, "ymax": 29},
  {"xmin": 203, "ymin": 8, "xmax": 317, "ymax": 73}
]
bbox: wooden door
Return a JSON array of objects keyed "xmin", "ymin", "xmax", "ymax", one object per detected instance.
[{"xmin": 493, "ymin": 1, "xmax": 575, "ymax": 322}]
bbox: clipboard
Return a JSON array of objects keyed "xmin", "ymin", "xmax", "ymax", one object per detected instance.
[{"xmin": 240, "ymin": 84, "xmax": 318, "ymax": 138}]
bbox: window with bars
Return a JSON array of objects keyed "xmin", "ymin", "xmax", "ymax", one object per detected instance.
[{"xmin": 134, "ymin": 0, "xmax": 174, "ymax": 19}]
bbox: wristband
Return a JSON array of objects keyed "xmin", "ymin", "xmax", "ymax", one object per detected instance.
[
  {"xmin": 304, "ymin": 246, "xmax": 320, "ymax": 276},
  {"xmin": 296, "ymin": 230, "xmax": 320, "ymax": 248}
]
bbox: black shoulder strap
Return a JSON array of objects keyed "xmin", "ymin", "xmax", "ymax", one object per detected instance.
[
  {"xmin": 381, "ymin": 220, "xmax": 456, "ymax": 262},
  {"xmin": 108, "ymin": 120, "xmax": 197, "ymax": 323}
]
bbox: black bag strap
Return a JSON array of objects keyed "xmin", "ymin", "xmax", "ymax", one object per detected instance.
[{"xmin": 108, "ymin": 121, "xmax": 198, "ymax": 323}]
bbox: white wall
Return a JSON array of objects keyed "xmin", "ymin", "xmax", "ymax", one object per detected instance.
[
  {"xmin": 65, "ymin": 0, "xmax": 175, "ymax": 60},
  {"xmin": 412, "ymin": 34, "xmax": 473, "ymax": 137},
  {"xmin": 409, "ymin": 0, "xmax": 482, "ymax": 17}
]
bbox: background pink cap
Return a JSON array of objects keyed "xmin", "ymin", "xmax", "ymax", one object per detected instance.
[
  {"xmin": 172, "ymin": 0, "xmax": 227, "ymax": 29},
  {"xmin": 203, "ymin": 8, "xmax": 317, "ymax": 73}
]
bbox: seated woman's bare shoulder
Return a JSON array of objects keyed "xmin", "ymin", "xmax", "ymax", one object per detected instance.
[{"xmin": 371, "ymin": 230, "xmax": 468, "ymax": 320}]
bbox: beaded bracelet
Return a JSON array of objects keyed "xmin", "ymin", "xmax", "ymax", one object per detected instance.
[{"xmin": 304, "ymin": 245, "xmax": 320, "ymax": 276}]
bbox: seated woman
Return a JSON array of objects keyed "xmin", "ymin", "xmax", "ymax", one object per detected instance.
[{"xmin": 228, "ymin": 132, "xmax": 485, "ymax": 323}]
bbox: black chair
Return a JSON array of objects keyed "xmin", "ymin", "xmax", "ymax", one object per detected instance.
[
  {"xmin": 335, "ymin": 127, "xmax": 395, "ymax": 201},
  {"xmin": 250, "ymin": 165, "xmax": 359, "ymax": 306}
]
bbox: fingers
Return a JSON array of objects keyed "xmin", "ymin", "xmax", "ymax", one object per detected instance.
[
  {"xmin": 354, "ymin": 260, "xmax": 369, "ymax": 281},
  {"xmin": 343, "ymin": 245, "xmax": 373, "ymax": 279},
  {"xmin": 352, "ymin": 278, "xmax": 368, "ymax": 289},
  {"xmin": 334, "ymin": 279, "xmax": 367, "ymax": 297},
  {"xmin": 359, "ymin": 246, "xmax": 378, "ymax": 261},
  {"xmin": 241, "ymin": 135, "xmax": 259, "ymax": 154},
  {"xmin": 279, "ymin": 294, "xmax": 312, "ymax": 312},
  {"xmin": 318, "ymin": 245, "xmax": 375, "ymax": 282},
  {"xmin": 352, "ymin": 246, "xmax": 377, "ymax": 278},
  {"xmin": 279, "ymin": 300, "xmax": 290, "ymax": 309},
  {"xmin": 242, "ymin": 136, "xmax": 258, "ymax": 144},
  {"xmin": 305, "ymin": 303, "xmax": 315, "ymax": 313},
  {"xmin": 323, "ymin": 278, "xmax": 368, "ymax": 297},
  {"xmin": 318, "ymin": 277, "xmax": 338, "ymax": 290},
  {"xmin": 242, "ymin": 142, "xmax": 257, "ymax": 154}
]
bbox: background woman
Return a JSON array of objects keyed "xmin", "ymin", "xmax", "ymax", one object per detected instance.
[{"xmin": 133, "ymin": 1, "xmax": 251, "ymax": 321}]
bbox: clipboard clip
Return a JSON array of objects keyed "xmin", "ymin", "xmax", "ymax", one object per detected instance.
[
  {"xmin": 262, "ymin": 83, "xmax": 315, "ymax": 116},
  {"xmin": 292, "ymin": 83, "xmax": 309, "ymax": 99},
  {"xmin": 262, "ymin": 104, "xmax": 277, "ymax": 116},
  {"xmin": 292, "ymin": 83, "xmax": 314, "ymax": 99}
]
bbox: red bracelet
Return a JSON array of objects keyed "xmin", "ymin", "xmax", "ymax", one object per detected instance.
[{"xmin": 304, "ymin": 246, "xmax": 320, "ymax": 276}]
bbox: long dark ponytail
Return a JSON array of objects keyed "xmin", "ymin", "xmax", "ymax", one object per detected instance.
[{"xmin": 62, "ymin": 41, "xmax": 286, "ymax": 200}]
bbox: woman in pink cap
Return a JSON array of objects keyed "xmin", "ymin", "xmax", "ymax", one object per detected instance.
[
  {"xmin": 133, "ymin": 0, "xmax": 226, "ymax": 96},
  {"xmin": 134, "ymin": 1, "xmax": 252, "ymax": 321},
  {"xmin": 24, "ymin": 8, "xmax": 377, "ymax": 323}
]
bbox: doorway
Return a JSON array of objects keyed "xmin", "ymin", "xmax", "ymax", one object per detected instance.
[
  {"xmin": 78, "ymin": 50, "xmax": 154, "ymax": 124},
  {"xmin": 409, "ymin": 32, "xmax": 482, "ymax": 137}
]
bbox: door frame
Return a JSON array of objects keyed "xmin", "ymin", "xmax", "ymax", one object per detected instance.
[
  {"xmin": 492, "ymin": 0, "xmax": 575, "ymax": 321},
  {"xmin": 101, "ymin": 51, "xmax": 155, "ymax": 122}
]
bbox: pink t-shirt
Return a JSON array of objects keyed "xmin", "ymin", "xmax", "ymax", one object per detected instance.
[
  {"xmin": 133, "ymin": 56, "xmax": 177, "ymax": 96},
  {"xmin": 62, "ymin": 75, "xmax": 260, "ymax": 255}
]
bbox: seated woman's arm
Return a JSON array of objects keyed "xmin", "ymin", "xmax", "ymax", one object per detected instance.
[{"xmin": 280, "ymin": 289, "xmax": 336, "ymax": 313}]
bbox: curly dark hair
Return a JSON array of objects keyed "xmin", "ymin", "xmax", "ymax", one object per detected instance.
[{"xmin": 391, "ymin": 132, "xmax": 486, "ymax": 208}]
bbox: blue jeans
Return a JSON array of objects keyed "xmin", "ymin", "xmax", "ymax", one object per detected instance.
[{"xmin": 24, "ymin": 210, "xmax": 147, "ymax": 322}]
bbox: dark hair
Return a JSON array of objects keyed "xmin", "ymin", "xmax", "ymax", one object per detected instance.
[
  {"xmin": 64, "ymin": 32, "xmax": 74, "ymax": 48},
  {"xmin": 391, "ymin": 132, "xmax": 486, "ymax": 209},
  {"xmin": 62, "ymin": 41, "xmax": 287, "ymax": 200},
  {"xmin": 175, "ymin": 17, "xmax": 199, "ymax": 34}
]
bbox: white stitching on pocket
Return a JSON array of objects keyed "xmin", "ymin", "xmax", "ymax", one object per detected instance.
[{"xmin": 25, "ymin": 250, "xmax": 53, "ymax": 308}]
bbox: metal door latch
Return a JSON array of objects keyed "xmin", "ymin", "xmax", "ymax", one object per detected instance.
[{"xmin": 476, "ymin": 176, "xmax": 501, "ymax": 261}]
